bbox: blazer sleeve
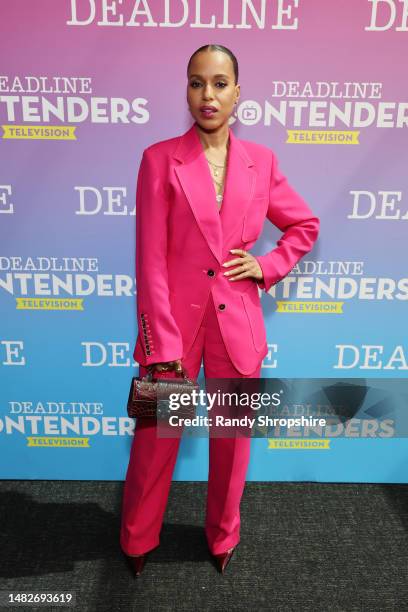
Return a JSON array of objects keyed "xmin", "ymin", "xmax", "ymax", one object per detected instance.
[
  {"xmin": 135, "ymin": 148, "xmax": 183, "ymax": 364},
  {"xmin": 254, "ymin": 152, "xmax": 320, "ymax": 293}
]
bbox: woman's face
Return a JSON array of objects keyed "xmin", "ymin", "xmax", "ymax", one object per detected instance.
[{"xmin": 187, "ymin": 50, "xmax": 240, "ymax": 130}]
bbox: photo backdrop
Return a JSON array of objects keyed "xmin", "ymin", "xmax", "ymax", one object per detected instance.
[{"xmin": 1, "ymin": 0, "xmax": 407, "ymax": 481}]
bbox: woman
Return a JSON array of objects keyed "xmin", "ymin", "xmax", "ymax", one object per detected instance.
[{"xmin": 120, "ymin": 44, "xmax": 320, "ymax": 576}]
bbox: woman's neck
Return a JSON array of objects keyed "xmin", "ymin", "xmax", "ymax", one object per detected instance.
[{"xmin": 194, "ymin": 122, "xmax": 230, "ymax": 153}]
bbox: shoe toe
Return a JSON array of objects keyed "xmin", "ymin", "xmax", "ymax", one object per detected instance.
[{"xmin": 213, "ymin": 546, "xmax": 236, "ymax": 573}]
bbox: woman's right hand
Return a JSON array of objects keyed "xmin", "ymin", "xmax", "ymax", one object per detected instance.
[{"xmin": 153, "ymin": 359, "xmax": 183, "ymax": 373}]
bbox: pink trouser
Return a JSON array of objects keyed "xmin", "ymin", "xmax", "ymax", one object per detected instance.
[{"xmin": 120, "ymin": 292, "xmax": 262, "ymax": 556}]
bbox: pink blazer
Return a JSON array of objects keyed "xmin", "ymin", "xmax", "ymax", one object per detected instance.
[{"xmin": 133, "ymin": 122, "xmax": 320, "ymax": 375}]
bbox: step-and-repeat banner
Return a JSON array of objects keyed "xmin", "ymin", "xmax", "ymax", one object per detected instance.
[{"xmin": 1, "ymin": 1, "xmax": 407, "ymax": 482}]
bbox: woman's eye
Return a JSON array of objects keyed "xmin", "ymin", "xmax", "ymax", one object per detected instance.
[{"xmin": 189, "ymin": 81, "xmax": 227, "ymax": 88}]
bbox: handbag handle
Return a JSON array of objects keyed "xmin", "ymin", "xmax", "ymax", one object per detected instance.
[{"xmin": 143, "ymin": 364, "xmax": 187, "ymax": 382}]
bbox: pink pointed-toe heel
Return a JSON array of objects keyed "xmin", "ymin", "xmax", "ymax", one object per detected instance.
[
  {"xmin": 212, "ymin": 545, "xmax": 237, "ymax": 574},
  {"xmin": 126, "ymin": 553, "xmax": 148, "ymax": 577}
]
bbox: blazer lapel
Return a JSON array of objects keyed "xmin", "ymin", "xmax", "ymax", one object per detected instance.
[
  {"xmin": 219, "ymin": 127, "xmax": 257, "ymax": 245},
  {"xmin": 173, "ymin": 122, "xmax": 257, "ymax": 264}
]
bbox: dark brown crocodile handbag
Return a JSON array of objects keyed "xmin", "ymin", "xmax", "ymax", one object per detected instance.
[{"xmin": 127, "ymin": 365, "xmax": 200, "ymax": 419}]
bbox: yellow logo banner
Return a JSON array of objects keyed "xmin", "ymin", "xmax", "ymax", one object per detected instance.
[
  {"xmin": 276, "ymin": 301, "xmax": 343, "ymax": 313},
  {"xmin": 16, "ymin": 298, "xmax": 84, "ymax": 310},
  {"xmin": 268, "ymin": 439, "xmax": 331, "ymax": 450},
  {"xmin": 287, "ymin": 130, "xmax": 359, "ymax": 144},
  {"xmin": 27, "ymin": 437, "xmax": 90, "ymax": 447},
  {"xmin": 2, "ymin": 125, "xmax": 77, "ymax": 140}
]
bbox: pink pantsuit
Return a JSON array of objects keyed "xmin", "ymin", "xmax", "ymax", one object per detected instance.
[{"xmin": 120, "ymin": 122, "xmax": 320, "ymax": 555}]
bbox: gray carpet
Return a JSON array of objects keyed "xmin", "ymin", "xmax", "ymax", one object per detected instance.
[{"xmin": 0, "ymin": 480, "xmax": 407, "ymax": 611}]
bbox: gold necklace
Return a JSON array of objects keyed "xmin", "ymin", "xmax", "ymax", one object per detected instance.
[
  {"xmin": 207, "ymin": 161, "xmax": 225, "ymax": 202},
  {"xmin": 206, "ymin": 157, "xmax": 226, "ymax": 178},
  {"xmin": 205, "ymin": 148, "xmax": 229, "ymax": 203}
]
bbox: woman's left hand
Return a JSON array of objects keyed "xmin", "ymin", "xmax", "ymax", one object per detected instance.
[{"xmin": 222, "ymin": 249, "xmax": 264, "ymax": 281}]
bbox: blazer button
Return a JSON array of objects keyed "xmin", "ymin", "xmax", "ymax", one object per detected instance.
[
  {"xmin": 207, "ymin": 269, "xmax": 215, "ymax": 277},
  {"xmin": 218, "ymin": 304, "xmax": 226, "ymax": 311}
]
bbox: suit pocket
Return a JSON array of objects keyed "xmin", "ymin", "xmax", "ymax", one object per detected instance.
[
  {"xmin": 241, "ymin": 292, "xmax": 267, "ymax": 352},
  {"xmin": 242, "ymin": 197, "xmax": 268, "ymax": 242}
]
